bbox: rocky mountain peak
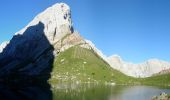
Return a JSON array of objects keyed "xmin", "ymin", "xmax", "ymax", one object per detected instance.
[
  {"xmin": 0, "ymin": 3, "xmax": 75, "ymax": 77},
  {"xmin": 15, "ymin": 3, "xmax": 73, "ymax": 44}
]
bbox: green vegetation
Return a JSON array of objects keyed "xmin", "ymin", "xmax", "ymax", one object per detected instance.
[
  {"xmin": 49, "ymin": 46, "xmax": 170, "ymax": 87},
  {"xmin": 50, "ymin": 46, "xmax": 117, "ymax": 84},
  {"xmin": 138, "ymin": 73, "xmax": 170, "ymax": 87}
]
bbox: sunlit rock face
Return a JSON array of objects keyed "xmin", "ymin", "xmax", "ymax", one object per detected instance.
[
  {"xmin": 0, "ymin": 3, "xmax": 74, "ymax": 56},
  {"xmin": 15, "ymin": 3, "xmax": 73, "ymax": 44},
  {"xmin": 107, "ymin": 55, "xmax": 170, "ymax": 78},
  {"xmin": 0, "ymin": 41, "xmax": 9, "ymax": 53}
]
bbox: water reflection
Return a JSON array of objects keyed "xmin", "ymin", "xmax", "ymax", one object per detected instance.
[{"xmin": 52, "ymin": 83, "xmax": 170, "ymax": 100}]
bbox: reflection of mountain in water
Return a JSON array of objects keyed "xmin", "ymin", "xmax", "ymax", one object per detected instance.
[
  {"xmin": 52, "ymin": 84, "xmax": 170, "ymax": 100},
  {"xmin": 0, "ymin": 22, "xmax": 54, "ymax": 100}
]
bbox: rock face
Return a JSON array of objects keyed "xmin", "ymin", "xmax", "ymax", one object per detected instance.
[
  {"xmin": 15, "ymin": 3, "xmax": 73, "ymax": 44},
  {"xmin": 0, "ymin": 3, "xmax": 77, "ymax": 80},
  {"xmin": 107, "ymin": 55, "xmax": 170, "ymax": 77},
  {"xmin": 0, "ymin": 41, "xmax": 9, "ymax": 53}
]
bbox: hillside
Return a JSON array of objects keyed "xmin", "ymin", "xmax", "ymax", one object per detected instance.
[
  {"xmin": 49, "ymin": 45, "xmax": 170, "ymax": 87},
  {"xmin": 50, "ymin": 46, "xmax": 115, "ymax": 84},
  {"xmin": 49, "ymin": 45, "xmax": 138, "ymax": 85}
]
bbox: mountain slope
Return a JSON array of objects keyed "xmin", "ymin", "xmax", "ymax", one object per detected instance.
[
  {"xmin": 50, "ymin": 46, "xmax": 134, "ymax": 84},
  {"xmin": 50, "ymin": 45, "xmax": 170, "ymax": 86},
  {"xmin": 50, "ymin": 46, "xmax": 114, "ymax": 83}
]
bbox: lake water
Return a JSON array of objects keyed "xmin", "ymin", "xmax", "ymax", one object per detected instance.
[
  {"xmin": 1, "ymin": 83, "xmax": 170, "ymax": 100},
  {"xmin": 52, "ymin": 83, "xmax": 170, "ymax": 100}
]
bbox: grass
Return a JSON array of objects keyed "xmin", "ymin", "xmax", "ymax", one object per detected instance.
[
  {"xmin": 49, "ymin": 46, "xmax": 170, "ymax": 87},
  {"xmin": 138, "ymin": 73, "xmax": 170, "ymax": 87},
  {"xmin": 50, "ymin": 46, "xmax": 116, "ymax": 84}
]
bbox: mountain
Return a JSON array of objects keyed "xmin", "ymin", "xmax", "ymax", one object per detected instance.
[
  {"xmin": 107, "ymin": 55, "xmax": 170, "ymax": 78},
  {"xmin": 0, "ymin": 3, "xmax": 72, "ymax": 77},
  {"xmin": 0, "ymin": 3, "xmax": 113, "ymax": 100},
  {"xmin": 0, "ymin": 3, "xmax": 117, "ymax": 85},
  {"xmin": 0, "ymin": 2, "xmax": 170, "ymax": 87}
]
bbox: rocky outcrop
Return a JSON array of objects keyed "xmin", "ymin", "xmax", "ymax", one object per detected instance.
[
  {"xmin": 107, "ymin": 55, "xmax": 170, "ymax": 78},
  {"xmin": 54, "ymin": 31, "xmax": 85, "ymax": 52},
  {"xmin": 152, "ymin": 92, "xmax": 170, "ymax": 100}
]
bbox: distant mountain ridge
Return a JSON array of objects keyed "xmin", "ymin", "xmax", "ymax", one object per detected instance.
[{"xmin": 107, "ymin": 55, "xmax": 170, "ymax": 77}]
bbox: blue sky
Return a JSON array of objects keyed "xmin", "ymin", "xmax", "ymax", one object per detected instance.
[{"xmin": 0, "ymin": 0, "xmax": 170, "ymax": 63}]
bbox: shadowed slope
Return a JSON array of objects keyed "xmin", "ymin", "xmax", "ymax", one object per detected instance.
[{"xmin": 0, "ymin": 22, "xmax": 54, "ymax": 100}]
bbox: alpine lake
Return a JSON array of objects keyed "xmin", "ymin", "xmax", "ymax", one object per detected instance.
[{"xmin": 51, "ymin": 83, "xmax": 170, "ymax": 100}]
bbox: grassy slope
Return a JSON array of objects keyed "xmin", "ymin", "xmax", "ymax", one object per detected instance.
[
  {"xmin": 49, "ymin": 46, "xmax": 170, "ymax": 86},
  {"xmin": 138, "ymin": 74, "xmax": 170, "ymax": 86}
]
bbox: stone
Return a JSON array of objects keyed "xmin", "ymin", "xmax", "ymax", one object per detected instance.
[{"xmin": 152, "ymin": 92, "xmax": 170, "ymax": 100}]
